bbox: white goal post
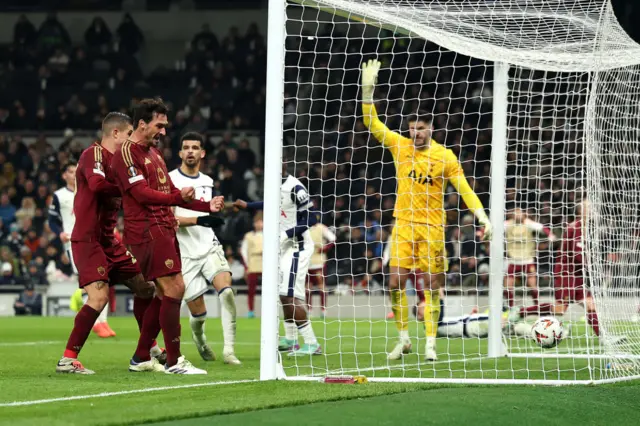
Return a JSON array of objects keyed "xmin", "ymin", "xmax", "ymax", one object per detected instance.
[{"xmin": 261, "ymin": 0, "xmax": 640, "ymax": 384}]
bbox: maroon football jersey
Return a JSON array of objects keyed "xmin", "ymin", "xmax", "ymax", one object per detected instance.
[
  {"xmin": 112, "ymin": 140, "xmax": 181, "ymax": 244},
  {"xmin": 71, "ymin": 142, "xmax": 121, "ymax": 243},
  {"xmin": 554, "ymin": 219, "xmax": 583, "ymax": 279}
]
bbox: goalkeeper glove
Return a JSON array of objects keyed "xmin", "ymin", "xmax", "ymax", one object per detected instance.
[
  {"xmin": 196, "ymin": 215, "xmax": 225, "ymax": 228},
  {"xmin": 361, "ymin": 58, "xmax": 381, "ymax": 103},
  {"xmin": 476, "ymin": 212, "xmax": 492, "ymax": 241}
]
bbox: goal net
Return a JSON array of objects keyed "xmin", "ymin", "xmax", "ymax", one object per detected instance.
[{"xmin": 262, "ymin": 0, "xmax": 640, "ymax": 384}]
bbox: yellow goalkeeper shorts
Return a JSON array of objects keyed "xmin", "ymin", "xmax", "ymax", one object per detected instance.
[{"xmin": 388, "ymin": 219, "xmax": 447, "ymax": 274}]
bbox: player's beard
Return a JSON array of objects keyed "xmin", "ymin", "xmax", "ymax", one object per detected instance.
[{"xmin": 185, "ymin": 156, "xmax": 200, "ymax": 169}]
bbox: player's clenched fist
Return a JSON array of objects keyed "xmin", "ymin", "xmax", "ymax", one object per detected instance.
[
  {"xmin": 181, "ymin": 186, "xmax": 195, "ymax": 202},
  {"xmin": 233, "ymin": 199, "xmax": 248, "ymax": 210},
  {"xmin": 209, "ymin": 195, "xmax": 225, "ymax": 212},
  {"xmin": 361, "ymin": 58, "xmax": 381, "ymax": 103}
]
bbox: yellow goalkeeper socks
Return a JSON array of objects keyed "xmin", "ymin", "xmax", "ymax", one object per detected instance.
[
  {"xmin": 424, "ymin": 289, "xmax": 441, "ymax": 338},
  {"xmin": 390, "ymin": 289, "xmax": 409, "ymax": 333}
]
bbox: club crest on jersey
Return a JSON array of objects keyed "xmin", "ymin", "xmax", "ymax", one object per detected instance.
[
  {"xmin": 127, "ymin": 166, "xmax": 139, "ymax": 177},
  {"xmin": 165, "ymin": 259, "xmax": 174, "ymax": 269},
  {"xmin": 157, "ymin": 168, "xmax": 167, "ymax": 184},
  {"xmin": 97, "ymin": 266, "xmax": 106, "ymax": 276}
]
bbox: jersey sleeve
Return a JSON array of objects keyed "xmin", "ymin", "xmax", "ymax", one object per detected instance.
[
  {"xmin": 84, "ymin": 145, "xmax": 120, "ymax": 196},
  {"xmin": 114, "ymin": 142, "xmax": 146, "ymax": 193},
  {"xmin": 362, "ymin": 103, "xmax": 410, "ymax": 157},
  {"xmin": 291, "ymin": 184, "xmax": 313, "ymax": 212},
  {"xmin": 447, "ymin": 150, "xmax": 486, "ymax": 217},
  {"xmin": 443, "ymin": 148, "xmax": 465, "ymax": 179},
  {"xmin": 47, "ymin": 193, "xmax": 63, "ymax": 235}
]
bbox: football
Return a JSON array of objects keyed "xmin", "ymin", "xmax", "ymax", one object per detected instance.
[{"xmin": 531, "ymin": 317, "xmax": 565, "ymax": 348}]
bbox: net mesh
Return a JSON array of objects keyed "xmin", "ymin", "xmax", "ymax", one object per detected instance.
[{"xmin": 276, "ymin": 0, "xmax": 640, "ymax": 383}]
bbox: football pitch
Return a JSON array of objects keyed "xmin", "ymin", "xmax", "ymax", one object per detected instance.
[{"xmin": 1, "ymin": 316, "xmax": 639, "ymax": 426}]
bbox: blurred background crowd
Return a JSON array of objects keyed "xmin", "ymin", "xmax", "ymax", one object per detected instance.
[{"xmin": 0, "ymin": 0, "xmax": 594, "ymax": 299}]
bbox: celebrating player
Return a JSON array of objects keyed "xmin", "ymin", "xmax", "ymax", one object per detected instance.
[
  {"xmin": 56, "ymin": 113, "xmax": 159, "ymax": 375},
  {"xmin": 234, "ymin": 164, "xmax": 322, "ymax": 357},
  {"xmin": 306, "ymin": 222, "xmax": 336, "ymax": 318},
  {"xmin": 112, "ymin": 98, "xmax": 224, "ymax": 374},
  {"xmin": 504, "ymin": 207, "xmax": 555, "ymax": 307},
  {"xmin": 169, "ymin": 131, "xmax": 240, "ymax": 365},
  {"xmin": 361, "ymin": 59, "xmax": 491, "ymax": 361},
  {"xmin": 49, "ymin": 162, "xmax": 116, "ymax": 338},
  {"xmin": 509, "ymin": 199, "xmax": 625, "ymax": 345},
  {"xmin": 240, "ymin": 212, "xmax": 263, "ymax": 318}
]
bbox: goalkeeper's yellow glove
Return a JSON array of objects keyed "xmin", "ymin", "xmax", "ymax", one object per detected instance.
[
  {"xmin": 361, "ymin": 59, "xmax": 381, "ymax": 103},
  {"xmin": 476, "ymin": 211, "xmax": 492, "ymax": 241}
]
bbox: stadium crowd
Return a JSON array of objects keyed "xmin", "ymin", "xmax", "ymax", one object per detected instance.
[{"xmin": 0, "ymin": 12, "xmax": 580, "ymax": 296}]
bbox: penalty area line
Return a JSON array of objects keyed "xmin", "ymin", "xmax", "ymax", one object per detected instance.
[{"xmin": 0, "ymin": 379, "xmax": 256, "ymax": 408}]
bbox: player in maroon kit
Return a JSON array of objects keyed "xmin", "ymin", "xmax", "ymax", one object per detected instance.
[
  {"xmin": 57, "ymin": 113, "xmax": 160, "ymax": 375},
  {"xmin": 112, "ymin": 98, "xmax": 224, "ymax": 374},
  {"xmin": 509, "ymin": 199, "xmax": 626, "ymax": 345}
]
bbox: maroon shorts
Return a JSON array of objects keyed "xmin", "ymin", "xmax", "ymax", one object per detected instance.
[
  {"xmin": 72, "ymin": 241, "xmax": 140, "ymax": 288},
  {"xmin": 128, "ymin": 234, "xmax": 182, "ymax": 282},
  {"xmin": 507, "ymin": 263, "xmax": 536, "ymax": 276},
  {"xmin": 555, "ymin": 276, "xmax": 590, "ymax": 303}
]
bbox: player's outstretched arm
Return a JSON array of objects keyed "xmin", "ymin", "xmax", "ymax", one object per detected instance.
[
  {"xmin": 361, "ymin": 59, "xmax": 405, "ymax": 154},
  {"xmin": 234, "ymin": 199, "xmax": 263, "ymax": 210},
  {"xmin": 444, "ymin": 150, "xmax": 491, "ymax": 240}
]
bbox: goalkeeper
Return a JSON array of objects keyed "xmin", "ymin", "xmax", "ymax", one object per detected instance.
[{"xmin": 361, "ymin": 59, "xmax": 491, "ymax": 361}]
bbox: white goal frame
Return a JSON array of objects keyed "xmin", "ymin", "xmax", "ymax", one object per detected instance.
[{"xmin": 260, "ymin": 0, "xmax": 640, "ymax": 385}]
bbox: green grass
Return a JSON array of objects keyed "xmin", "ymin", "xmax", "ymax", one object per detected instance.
[{"xmin": 0, "ymin": 316, "xmax": 638, "ymax": 425}]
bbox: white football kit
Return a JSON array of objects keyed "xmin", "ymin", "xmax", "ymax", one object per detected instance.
[
  {"xmin": 437, "ymin": 313, "xmax": 489, "ymax": 338},
  {"xmin": 49, "ymin": 187, "xmax": 76, "ymax": 272},
  {"xmin": 279, "ymin": 175, "xmax": 314, "ymax": 300},
  {"xmin": 169, "ymin": 169, "xmax": 231, "ymax": 302}
]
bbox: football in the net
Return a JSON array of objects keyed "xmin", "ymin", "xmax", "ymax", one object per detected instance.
[{"xmin": 531, "ymin": 317, "xmax": 565, "ymax": 348}]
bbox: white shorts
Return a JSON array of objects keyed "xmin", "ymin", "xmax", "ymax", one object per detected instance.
[
  {"xmin": 182, "ymin": 245, "xmax": 231, "ymax": 302},
  {"xmin": 67, "ymin": 249, "xmax": 78, "ymax": 274},
  {"xmin": 279, "ymin": 243, "xmax": 312, "ymax": 300},
  {"xmin": 437, "ymin": 314, "xmax": 489, "ymax": 338}
]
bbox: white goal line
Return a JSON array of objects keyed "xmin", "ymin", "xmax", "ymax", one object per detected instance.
[{"xmin": 0, "ymin": 379, "xmax": 257, "ymax": 408}]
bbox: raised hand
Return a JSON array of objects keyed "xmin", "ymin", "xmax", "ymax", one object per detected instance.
[{"xmin": 361, "ymin": 58, "xmax": 381, "ymax": 103}]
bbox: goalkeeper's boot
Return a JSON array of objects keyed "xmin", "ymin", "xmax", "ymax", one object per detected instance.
[
  {"xmin": 387, "ymin": 340, "xmax": 412, "ymax": 360},
  {"xmin": 165, "ymin": 356, "xmax": 207, "ymax": 375},
  {"xmin": 287, "ymin": 343, "xmax": 322, "ymax": 357},
  {"xmin": 129, "ymin": 357, "xmax": 165, "ymax": 373},
  {"xmin": 223, "ymin": 348, "xmax": 242, "ymax": 365},
  {"xmin": 424, "ymin": 337, "xmax": 438, "ymax": 361},
  {"xmin": 278, "ymin": 337, "xmax": 299, "ymax": 352},
  {"xmin": 56, "ymin": 357, "xmax": 95, "ymax": 375},
  {"xmin": 151, "ymin": 345, "xmax": 167, "ymax": 365}
]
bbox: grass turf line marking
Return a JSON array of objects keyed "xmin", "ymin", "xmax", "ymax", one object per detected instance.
[
  {"xmin": 0, "ymin": 340, "xmax": 260, "ymax": 347},
  {"xmin": 0, "ymin": 379, "xmax": 256, "ymax": 408}
]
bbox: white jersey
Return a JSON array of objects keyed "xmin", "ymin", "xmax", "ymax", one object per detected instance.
[
  {"xmin": 49, "ymin": 187, "xmax": 75, "ymax": 251},
  {"xmin": 280, "ymin": 174, "xmax": 314, "ymax": 248},
  {"xmin": 169, "ymin": 168, "xmax": 218, "ymax": 259}
]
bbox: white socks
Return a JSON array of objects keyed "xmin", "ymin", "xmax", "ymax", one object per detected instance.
[
  {"xmin": 219, "ymin": 288, "xmax": 237, "ymax": 352},
  {"xmin": 399, "ymin": 330, "xmax": 410, "ymax": 343},
  {"xmin": 297, "ymin": 321, "xmax": 318, "ymax": 346},
  {"xmin": 96, "ymin": 303, "xmax": 108, "ymax": 324},
  {"xmin": 284, "ymin": 320, "xmax": 297, "ymax": 342},
  {"xmin": 190, "ymin": 314, "xmax": 207, "ymax": 347}
]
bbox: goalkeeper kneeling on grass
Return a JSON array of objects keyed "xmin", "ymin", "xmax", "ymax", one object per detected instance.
[{"xmin": 361, "ymin": 58, "xmax": 491, "ymax": 361}]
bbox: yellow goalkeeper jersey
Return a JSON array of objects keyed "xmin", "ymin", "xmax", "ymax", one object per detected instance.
[{"xmin": 363, "ymin": 103, "xmax": 483, "ymax": 226}]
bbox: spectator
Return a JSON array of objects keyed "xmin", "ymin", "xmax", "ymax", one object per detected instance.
[
  {"xmin": 13, "ymin": 14, "xmax": 37, "ymax": 47},
  {"xmin": 0, "ymin": 261, "xmax": 17, "ymax": 285},
  {"xmin": 191, "ymin": 23, "xmax": 219, "ymax": 54},
  {"xmin": 15, "ymin": 197, "xmax": 36, "ymax": 225},
  {"xmin": 37, "ymin": 12, "xmax": 71, "ymax": 52},
  {"xmin": 84, "ymin": 17, "xmax": 112, "ymax": 49},
  {"xmin": 0, "ymin": 193, "xmax": 17, "ymax": 225},
  {"xmin": 4, "ymin": 225, "xmax": 22, "ymax": 256},
  {"xmin": 14, "ymin": 284, "xmax": 43, "ymax": 316},
  {"xmin": 116, "ymin": 13, "xmax": 144, "ymax": 55},
  {"xmin": 244, "ymin": 165, "xmax": 263, "ymax": 201}
]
